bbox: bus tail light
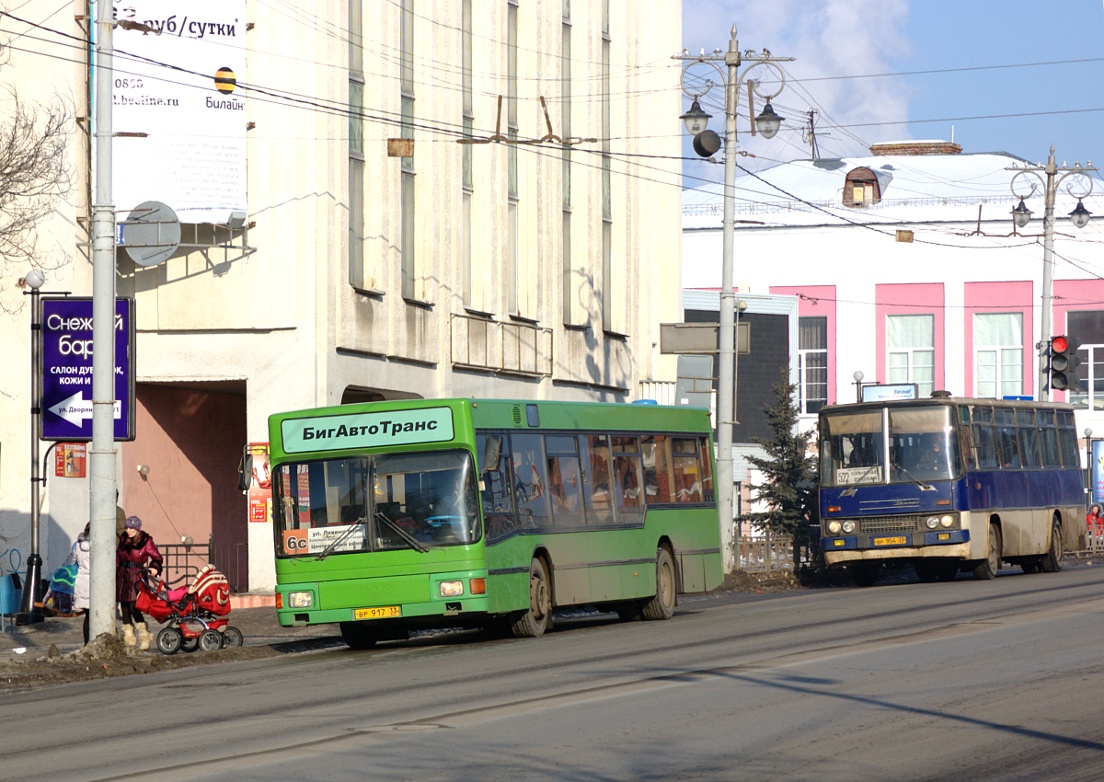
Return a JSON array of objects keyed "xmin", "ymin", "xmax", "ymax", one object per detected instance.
[{"xmin": 469, "ymin": 578, "xmax": 486, "ymax": 595}]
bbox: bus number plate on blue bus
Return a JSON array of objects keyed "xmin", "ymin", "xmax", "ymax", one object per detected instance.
[
  {"xmin": 873, "ymin": 536, "xmax": 907, "ymax": 546},
  {"xmin": 355, "ymin": 606, "xmax": 401, "ymax": 620}
]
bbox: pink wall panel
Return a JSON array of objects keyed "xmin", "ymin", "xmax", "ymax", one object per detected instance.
[
  {"xmin": 963, "ymin": 280, "xmax": 1034, "ymax": 397},
  {"xmin": 875, "ymin": 283, "xmax": 945, "ymax": 389},
  {"xmin": 770, "ymin": 285, "xmax": 837, "ymax": 404}
]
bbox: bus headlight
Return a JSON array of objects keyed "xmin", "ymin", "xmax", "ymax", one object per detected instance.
[
  {"xmin": 841, "ymin": 520, "xmax": 856, "ymax": 534},
  {"xmin": 828, "ymin": 521, "xmax": 842, "ymax": 534},
  {"xmin": 926, "ymin": 516, "xmax": 940, "ymax": 529},
  {"xmin": 939, "ymin": 515, "xmax": 954, "ymax": 528},
  {"xmin": 439, "ymin": 580, "xmax": 464, "ymax": 597},
  {"xmin": 287, "ymin": 591, "xmax": 313, "ymax": 608}
]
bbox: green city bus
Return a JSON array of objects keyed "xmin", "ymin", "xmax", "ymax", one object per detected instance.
[{"xmin": 266, "ymin": 398, "xmax": 723, "ymax": 648}]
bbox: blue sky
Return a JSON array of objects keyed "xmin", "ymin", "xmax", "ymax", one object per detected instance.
[{"xmin": 681, "ymin": 0, "xmax": 1104, "ymax": 184}]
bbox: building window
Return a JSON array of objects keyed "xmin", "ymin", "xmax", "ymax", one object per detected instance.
[
  {"xmin": 888, "ymin": 314, "xmax": 934, "ymax": 396},
  {"xmin": 843, "ymin": 167, "xmax": 881, "ymax": 207},
  {"xmin": 600, "ymin": 10, "xmax": 612, "ymax": 332},
  {"xmin": 400, "ymin": 0, "xmax": 416, "ymax": 300},
  {"xmin": 347, "ymin": 2, "xmax": 365, "ymax": 288},
  {"xmin": 461, "ymin": 0, "xmax": 473, "ymax": 307},
  {"xmin": 506, "ymin": 0, "xmax": 519, "ymax": 315},
  {"xmin": 974, "ymin": 313, "xmax": 1023, "ymax": 398},
  {"xmin": 798, "ymin": 316, "xmax": 827, "ymax": 414},
  {"xmin": 1067, "ymin": 310, "xmax": 1104, "ymax": 408}
]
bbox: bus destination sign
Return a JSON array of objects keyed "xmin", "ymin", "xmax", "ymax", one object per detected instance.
[{"xmin": 281, "ymin": 407, "xmax": 455, "ymax": 453}]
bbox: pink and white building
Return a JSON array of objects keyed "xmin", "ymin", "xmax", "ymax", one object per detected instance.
[{"xmin": 683, "ymin": 142, "xmax": 1104, "ymax": 445}]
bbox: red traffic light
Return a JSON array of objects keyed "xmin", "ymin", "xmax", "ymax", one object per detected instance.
[{"xmin": 1051, "ymin": 335, "xmax": 1069, "ymax": 353}]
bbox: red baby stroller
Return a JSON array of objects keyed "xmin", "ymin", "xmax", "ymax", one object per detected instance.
[{"xmin": 136, "ymin": 564, "xmax": 243, "ymax": 654}]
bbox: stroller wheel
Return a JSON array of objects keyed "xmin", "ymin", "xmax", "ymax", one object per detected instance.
[
  {"xmin": 156, "ymin": 627, "xmax": 183, "ymax": 655},
  {"xmin": 180, "ymin": 636, "xmax": 199, "ymax": 653},
  {"xmin": 222, "ymin": 626, "xmax": 244, "ymax": 648},
  {"xmin": 198, "ymin": 629, "xmax": 223, "ymax": 652}
]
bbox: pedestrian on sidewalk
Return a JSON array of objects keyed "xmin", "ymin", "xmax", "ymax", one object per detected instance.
[
  {"xmin": 66, "ymin": 522, "xmax": 92, "ymax": 644},
  {"xmin": 116, "ymin": 516, "xmax": 162, "ymax": 651}
]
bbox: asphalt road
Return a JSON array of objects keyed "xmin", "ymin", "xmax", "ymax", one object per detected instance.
[{"xmin": 4, "ymin": 564, "xmax": 1104, "ymax": 781}]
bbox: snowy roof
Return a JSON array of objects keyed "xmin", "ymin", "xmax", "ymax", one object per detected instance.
[{"xmin": 682, "ymin": 151, "xmax": 1104, "ymax": 230}]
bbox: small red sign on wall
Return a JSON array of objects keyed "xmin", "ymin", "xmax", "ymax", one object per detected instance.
[{"xmin": 55, "ymin": 443, "xmax": 87, "ymax": 478}]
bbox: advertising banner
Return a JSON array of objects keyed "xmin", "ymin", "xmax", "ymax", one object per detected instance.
[
  {"xmin": 111, "ymin": 0, "xmax": 247, "ymax": 225},
  {"xmin": 1093, "ymin": 439, "xmax": 1104, "ymax": 506},
  {"xmin": 247, "ymin": 442, "xmax": 271, "ymax": 523},
  {"xmin": 41, "ymin": 297, "xmax": 135, "ymax": 441}
]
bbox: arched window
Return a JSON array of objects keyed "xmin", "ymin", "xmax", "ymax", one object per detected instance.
[{"xmin": 844, "ymin": 167, "xmax": 881, "ymax": 207}]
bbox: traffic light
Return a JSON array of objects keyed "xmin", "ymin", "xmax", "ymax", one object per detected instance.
[{"xmin": 1049, "ymin": 335, "xmax": 1082, "ymax": 391}]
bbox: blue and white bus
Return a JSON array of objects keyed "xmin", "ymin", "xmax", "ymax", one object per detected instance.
[{"xmin": 818, "ymin": 393, "xmax": 1087, "ymax": 586}]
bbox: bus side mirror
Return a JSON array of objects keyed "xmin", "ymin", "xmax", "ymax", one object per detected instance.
[
  {"xmin": 237, "ymin": 453, "xmax": 253, "ymax": 493},
  {"xmin": 482, "ymin": 436, "xmax": 502, "ymax": 473}
]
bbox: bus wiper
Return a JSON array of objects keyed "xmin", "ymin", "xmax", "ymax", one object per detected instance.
[
  {"xmin": 891, "ymin": 462, "xmax": 936, "ymax": 491},
  {"xmin": 315, "ymin": 519, "xmax": 367, "ymax": 561},
  {"xmin": 375, "ymin": 511, "xmax": 431, "ymax": 553}
]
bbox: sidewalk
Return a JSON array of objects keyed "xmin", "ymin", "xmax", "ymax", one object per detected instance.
[{"xmin": 0, "ymin": 594, "xmax": 342, "ymax": 666}]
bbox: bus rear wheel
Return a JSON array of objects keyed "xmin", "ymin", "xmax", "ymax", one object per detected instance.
[
  {"xmin": 510, "ymin": 557, "xmax": 552, "ymax": 638},
  {"xmin": 641, "ymin": 548, "xmax": 676, "ymax": 620},
  {"xmin": 973, "ymin": 523, "xmax": 1001, "ymax": 580},
  {"xmin": 1041, "ymin": 521, "xmax": 1064, "ymax": 573}
]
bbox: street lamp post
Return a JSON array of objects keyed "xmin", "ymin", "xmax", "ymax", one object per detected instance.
[
  {"xmin": 1008, "ymin": 147, "xmax": 1096, "ymax": 401},
  {"xmin": 853, "ymin": 370, "xmax": 865, "ymax": 403},
  {"xmin": 16, "ymin": 268, "xmax": 46, "ymax": 625},
  {"xmin": 1086, "ymin": 427, "xmax": 1095, "ymax": 503},
  {"xmin": 675, "ymin": 26, "xmax": 792, "ymax": 573}
]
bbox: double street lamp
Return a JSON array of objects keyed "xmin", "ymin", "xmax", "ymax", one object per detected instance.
[
  {"xmin": 1008, "ymin": 147, "xmax": 1096, "ymax": 400},
  {"xmin": 674, "ymin": 26, "xmax": 792, "ymax": 571}
]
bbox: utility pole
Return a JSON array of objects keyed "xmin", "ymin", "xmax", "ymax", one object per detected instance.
[
  {"xmin": 88, "ymin": 0, "xmax": 118, "ymax": 642},
  {"xmin": 674, "ymin": 27, "xmax": 792, "ymax": 572},
  {"xmin": 1009, "ymin": 147, "xmax": 1095, "ymax": 401}
]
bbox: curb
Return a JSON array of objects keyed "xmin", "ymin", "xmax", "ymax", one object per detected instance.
[{"xmin": 230, "ymin": 593, "xmax": 276, "ymax": 610}]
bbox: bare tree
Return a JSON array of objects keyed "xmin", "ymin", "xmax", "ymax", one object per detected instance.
[{"xmin": 0, "ymin": 85, "xmax": 73, "ymax": 313}]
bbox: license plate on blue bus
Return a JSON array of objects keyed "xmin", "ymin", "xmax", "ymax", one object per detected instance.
[
  {"xmin": 873, "ymin": 536, "xmax": 907, "ymax": 546},
  {"xmin": 354, "ymin": 606, "xmax": 401, "ymax": 620}
]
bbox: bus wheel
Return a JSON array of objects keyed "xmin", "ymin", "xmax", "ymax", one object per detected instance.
[
  {"xmin": 511, "ymin": 557, "xmax": 552, "ymax": 638},
  {"xmin": 973, "ymin": 523, "xmax": 1001, "ymax": 580},
  {"xmin": 1041, "ymin": 521, "xmax": 1064, "ymax": 573},
  {"xmin": 340, "ymin": 621, "xmax": 379, "ymax": 650},
  {"xmin": 1021, "ymin": 560, "xmax": 1042, "ymax": 574},
  {"xmin": 642, "ymin": 548, "xmax": 676, "ymax": 620}
]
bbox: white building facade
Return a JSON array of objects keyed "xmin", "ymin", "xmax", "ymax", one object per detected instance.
[
  {"xmin": 0, "ymin": 1, "xmax": 684, "ymax": 594},
  {"xmin": 683, "ymin": 142, "xmax": 1104, "ymax": 454}
]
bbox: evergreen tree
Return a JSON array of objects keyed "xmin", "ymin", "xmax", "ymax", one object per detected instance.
[{"xmin": 739, "ymin": 367, "xmax": 819, "ymax": 538}]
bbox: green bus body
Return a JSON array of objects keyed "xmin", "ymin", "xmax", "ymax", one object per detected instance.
[{"xmin": 267, "ymin": 398, "xmax": 723, "ymax": 643}]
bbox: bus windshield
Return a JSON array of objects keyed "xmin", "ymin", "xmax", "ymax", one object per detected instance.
[
  {"xmin": 821, "ymin": 405, "xmax": 959, "ymax": 486},
  {"xmin": 273, "ymin": 450, "xmax": 481, "ymax": 557}
]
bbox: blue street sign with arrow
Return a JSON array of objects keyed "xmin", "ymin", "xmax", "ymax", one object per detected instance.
[{"xmin": 41, "ymin": 297, "xmax": 135, "ymax": 441}]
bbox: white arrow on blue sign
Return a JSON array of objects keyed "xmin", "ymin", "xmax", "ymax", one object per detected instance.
[{"xmin": 40, "ymin": 297, "xmax": 135, "ymax": 442}]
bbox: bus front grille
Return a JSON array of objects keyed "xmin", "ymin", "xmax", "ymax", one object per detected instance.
[{"xmin": 860, "ymin": 516, "xmax": 919, "ymax": 533}]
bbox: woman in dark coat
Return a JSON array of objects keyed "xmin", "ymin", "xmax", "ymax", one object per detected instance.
[{"xmin": 116, "ymin": 515, "xmax": 163, "ymax": 651}]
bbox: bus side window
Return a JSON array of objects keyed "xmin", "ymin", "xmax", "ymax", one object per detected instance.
[
  {"xmin": 583, "ymin": 435, "xmax": 615, "ymax": 525},
  {"xmin": 511, "ymin": 433, "xmax": 552, "ymax": 529},
  {"xmin": 672, "ymin": 438, "xmax": 703, "ymax": 503},
  {"xmin": 642, "ymin": 435, "xmax": 675, "ymax": 503},
  {"xmin": 477, "ymin": 433, "xmax": 518, "ymax": 540}
]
